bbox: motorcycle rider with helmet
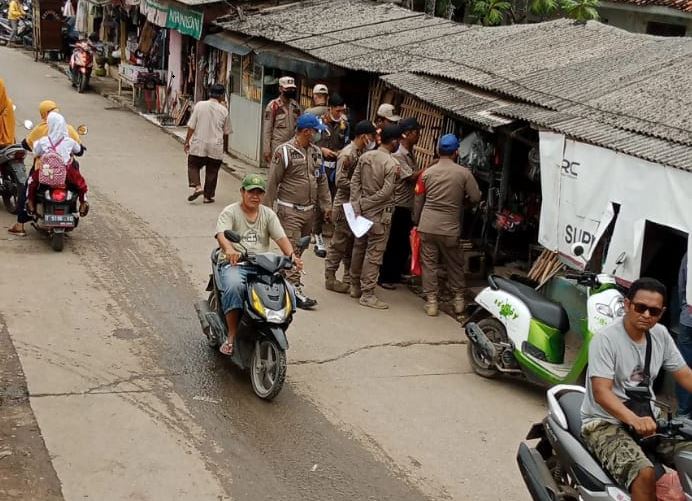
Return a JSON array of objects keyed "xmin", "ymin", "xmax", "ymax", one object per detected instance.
[{"xmin": 8, "ymin": 100, "xmax": 83, "ymax": 236}]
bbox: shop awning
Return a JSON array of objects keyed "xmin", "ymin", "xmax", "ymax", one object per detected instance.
[
  {"xmin": 203, "ymin": 31, "xmax": 344, "ymax": 80},
  {"xmin": 203, "ymin": 33, "xmax": 252, "ymax": 56}
]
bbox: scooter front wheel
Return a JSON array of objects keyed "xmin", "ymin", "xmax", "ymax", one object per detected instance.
[
  {"xmin": 250, "ymin": 338, "xmax": 286, "ymax": 401},
  {"xmin": 468, "ymin": 318, "xmax": 506, "ymax": 378}
]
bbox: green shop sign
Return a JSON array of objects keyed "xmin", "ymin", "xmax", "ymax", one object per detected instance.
[{"xmin": 166, "ymin": 5, "xmax": 203, "ymax": 40}]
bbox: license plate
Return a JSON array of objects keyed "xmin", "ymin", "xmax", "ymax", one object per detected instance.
[{"xmin": 44, "ymin": 214, "xmax": 75, "ymax": 227}]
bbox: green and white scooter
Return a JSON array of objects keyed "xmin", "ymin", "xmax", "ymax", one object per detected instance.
[{"xmin": 464, "ymin": 246, "xmax": 626, "ymax": 386}]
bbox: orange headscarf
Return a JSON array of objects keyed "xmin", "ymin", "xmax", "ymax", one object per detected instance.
[{"xmin": 0, "ymin": 79, "xmax": 16, "ymax": 145}]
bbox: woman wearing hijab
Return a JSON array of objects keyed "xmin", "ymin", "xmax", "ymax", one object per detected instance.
[
  {"xmin": 9, "ymin": 113, "xmax": 88, "ymax": 236},
  {"xmin": 23, "ymin": 100, "xmax": 81, "ymax": 152},
  {"xmin": 9, "ymin": 102, "xmax": 82, "ymax": 236},
  {"xmin": 0, "ymin": 79, "xmax": 16, "ymax": 147}
]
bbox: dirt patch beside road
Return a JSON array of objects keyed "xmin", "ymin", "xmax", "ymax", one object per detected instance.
[{"xmin": 0, "ymin": 315, "xmax": 63, "ymax": 500}]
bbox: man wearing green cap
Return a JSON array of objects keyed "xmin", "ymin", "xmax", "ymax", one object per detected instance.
[{"xmin": 214, "ymin": 174, "xmax": 302, "ymax": 356}]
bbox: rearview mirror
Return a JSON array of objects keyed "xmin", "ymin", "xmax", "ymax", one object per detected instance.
[
  {"xmin": 297, "ymin": 235, "xmax": 311, "ymax": 251},
  {"xmin": 223, "ymin": 230, "xmax": 241, "ymax": 243},
  {"xmin": 76, "ymin": 124, "xmax": 88, "ymax": 136},
  {"xmin": 23, "ymin": 120, "xmax": 34, "ymax": 130}
]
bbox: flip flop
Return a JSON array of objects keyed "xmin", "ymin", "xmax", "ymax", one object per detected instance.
[
  {"xmin": 7, "ymin": 227, "xmax": 26, "ymax": 237},
  {"xmin": 219, "ymin": 340, "xmax": 234, "ymax": 356},
  {"xmin": 187, "ymin": 190, "xmax": 203, "ymax": 202}
]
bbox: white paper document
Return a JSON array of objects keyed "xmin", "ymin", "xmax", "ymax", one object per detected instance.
[{"xmin": 343, "ymin": 202, "xmax": 373, "ymax": 238}]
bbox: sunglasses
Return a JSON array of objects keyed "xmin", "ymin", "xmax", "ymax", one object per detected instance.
[{"xmin": 631, "ymin": 302, "xmax": 664, "ymax": 317}]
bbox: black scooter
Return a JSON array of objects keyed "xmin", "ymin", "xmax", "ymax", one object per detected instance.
[
  {"xmin": 517, "ymin": 384, "xmax": 692, "ymax": 500},
  {"xmin": 194, "ymin": 230, "xmax": 310, "ymax": 400}
]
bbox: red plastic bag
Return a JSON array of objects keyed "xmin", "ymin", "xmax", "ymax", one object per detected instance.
[
  {"xmin": 657, "ymin": 472, "xmax": 685, "ymax": 501},
  {"xmin": 410, "ymin": 227, "xmax": 422, "ymax": 277}
]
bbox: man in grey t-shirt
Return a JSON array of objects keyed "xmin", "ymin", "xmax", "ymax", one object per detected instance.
[{"xmin": 581, "ymin": 278, "xmax": 692, "ymax": 499}]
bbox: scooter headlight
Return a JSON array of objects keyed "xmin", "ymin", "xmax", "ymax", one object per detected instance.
[{"xmin": 266, "ymin": 308, "xmax": 287, "ymax": 324}]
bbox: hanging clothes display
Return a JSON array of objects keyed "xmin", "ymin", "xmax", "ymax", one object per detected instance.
[{"xmin": 75, "ymin": 0, "xmax": 89, "ymax": 34}]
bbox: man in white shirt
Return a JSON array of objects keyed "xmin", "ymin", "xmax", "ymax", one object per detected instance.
[{"xmin": 184, "ymin": 84, "xmax": 232, "ymax": 204}]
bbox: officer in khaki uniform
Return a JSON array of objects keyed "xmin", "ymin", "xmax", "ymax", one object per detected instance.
[
  {"xmin": 313, "ymin": 94, "xmax": 349, "ymax": 258},
  {"xmin": 380, "ymin": 117, "xmax": 422, "ymax": 288},
  {"xmin": 324, "ymin": 120, "xmax": 377, "ymax": 293},
  {"xmin": 265, "ymin": 114, "xmax": 331, "ymax": 309},
  {"xmin": 413, "ymin": 134, "xmax": 481, "ymax": 317},
  {"xmin": 262, "ymin": 76, "xmax": 302, "ymax": 165},
  {"xmin": 349, "ymin": 124, "xmax": 401, "ymax": 310}
]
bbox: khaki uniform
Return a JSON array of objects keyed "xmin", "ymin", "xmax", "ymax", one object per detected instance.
[
  {"xmin": 262, "ymin": 97, "xmax": 302, "ymax": 161},
  {"xmin": 314, "ymin": 115, "xmax": 349, "ymax": 235},
  {"xmin": 349, "ymin": 146, "xmax": 398, "ymax": 295},
  {"xmin": 324, "ymin": 142, "xmax": 363, "ymax": 279},
  {"xmin": 414, "ymin": 158, "xmax": 481, "ymax": 297},
  {"xmin": 266, "ymin": 137, "xmax": 330, "ymax": 285},
  {"xmin": 380, "ymin": 145, "xmax": 420, "ymax": 283}
]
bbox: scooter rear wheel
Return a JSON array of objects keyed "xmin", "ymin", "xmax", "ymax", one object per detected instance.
[
  {"xmin": 250, "ymin": 339, "xmax": 286, "ymax": 401},
  {"xmin": 468, "ymin": 317, "xmax": 506, "ymax": 378}
]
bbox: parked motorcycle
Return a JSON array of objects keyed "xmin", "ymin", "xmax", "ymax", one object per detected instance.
[
  {"xmin": 194, "ymin": 230, "xmax": 310, "ymax": 400},
  {"xmin": 0, "ymin": 142, "xmax": 27, "ymax": 214},
  {"xmin": 68, "ymin": 39, "xmax": 96, "ymax": 93},
  {"xmin": 0, "ymin": 2, "xmax": 32, "ymax": 47},
  {"xmin": 517, "ymin": 384, "xmax": 692, "ymax": 500},
  {"xmin": 464, "ymin": 244, "xmax": 627, "ymax": 387}
]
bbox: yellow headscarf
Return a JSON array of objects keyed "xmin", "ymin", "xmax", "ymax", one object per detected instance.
[
  {"xmin": 0, "ymin": 79, "xmax": 16, "ymax": 145},
  {"xmin": 39, "ymin": 100, "xmax": 59, "ymax": 120},
  {"xmin": 26, "ymin": 100, "xmax": 80, "ymax": 152}
]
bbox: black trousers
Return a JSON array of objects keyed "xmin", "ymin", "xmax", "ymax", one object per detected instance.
[{"xmin": 379, "ymin": 206, "xmax": 413, "ymax": 283}]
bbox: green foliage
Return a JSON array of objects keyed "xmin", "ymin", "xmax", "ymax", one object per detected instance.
[
  {"xmin": 472, "ymin": 0, "xmax": 512, "ymax": 25},
  {"xmin": 529, "ymin": 0, "xmax": 559, "ymax": 17},
  {"xmin": 560, "ymin": 0, "xmax": 600, "ymax": 21}
]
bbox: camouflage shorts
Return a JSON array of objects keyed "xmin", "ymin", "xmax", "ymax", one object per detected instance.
[{"xmin": 582, "ymin": 419, "xmax": 692, "ymax": 489}]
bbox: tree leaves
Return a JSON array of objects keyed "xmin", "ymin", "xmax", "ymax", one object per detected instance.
[{"xmin": 472, "ymin": 0, "xmax": 512, "ymax": 25}]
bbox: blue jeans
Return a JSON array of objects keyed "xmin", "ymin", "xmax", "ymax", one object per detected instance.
[
  {"xmin": 676, "ymin": 323, "xmax": 692, "ymax": 416},
  {"xmin": 214, "ymin": 263, "xmax": 251, "ymax": 314}
]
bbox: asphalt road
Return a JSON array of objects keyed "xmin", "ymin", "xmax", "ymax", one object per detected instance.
[{"xmin": 0, "ymin": 47, "xmax": 546, "ymax": 501}]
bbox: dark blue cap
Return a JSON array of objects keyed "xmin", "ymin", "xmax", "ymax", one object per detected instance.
[
  {"xmin": 296, "ymin": 113, "xmax": 327, "ymax": 132},
  {"xmin": 438, "ymin": 134, "xmax": 460, "ymax": 154}
]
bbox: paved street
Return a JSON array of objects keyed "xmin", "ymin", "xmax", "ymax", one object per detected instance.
[{"xmin": 0, "ymin": 47, "xmax": 545, "ymax": 500}]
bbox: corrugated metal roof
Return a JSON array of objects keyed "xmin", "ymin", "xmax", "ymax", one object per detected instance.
[
  {"xmin": 497, "ymin": 104, "xmax": 692, "ymax": 171},
  {"xmin": 215, "ymin": 0, "xmax": 692, "ymax": 169},
  {"xmin": 381, "ymin": 73, "xmax": 514, "ymax": 128}
]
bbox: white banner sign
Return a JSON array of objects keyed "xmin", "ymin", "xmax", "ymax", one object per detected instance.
[{"xmin": 538, "ymin": 131, "xmax": 692, "ymax": 300}]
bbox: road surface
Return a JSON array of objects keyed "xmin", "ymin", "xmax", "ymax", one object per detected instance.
[{"xmin": 0, "ymin": 47, "xmax": 545, "ymax": 501}]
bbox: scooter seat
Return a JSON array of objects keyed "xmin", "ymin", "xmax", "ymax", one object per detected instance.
[
  {"xmin": 557, "ymin": 391, "xmax": 585, "ymax": 443},
  {"xmin": 493, "ymin": 276, "xmax": 570, "ymax": 332}
]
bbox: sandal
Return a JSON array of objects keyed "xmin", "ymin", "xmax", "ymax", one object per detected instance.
[
  {"xmin": 219, "ymin": 340, "xmax": 234, "ymax": 356},
  {"xmin": 203, "ymin": 198, "xmax": 215, "ymax": 204},
  {"xmin": 8, "ymin": 226, "xmax": 26, "ymax": 237},
  {"xmin": 187, "ymin": 189, "xmax": 203, "ymax": 202}
]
